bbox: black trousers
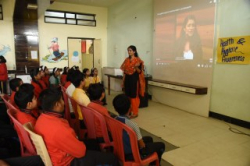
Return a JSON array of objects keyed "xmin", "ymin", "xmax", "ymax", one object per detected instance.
[
  {"xmin": 0, "ymin": 81, "xmax": 7, "ymax": 94},
  {"xmin": 125, "ymin": 136, "xmax": 165, "ymax": 162},
  {"xmin": 3, "ymin": 155, "xmax": 44, "ymax": 166},
  {"xmin": 70, "ymin": 150, "xmax": 120, "ymax": 166}
]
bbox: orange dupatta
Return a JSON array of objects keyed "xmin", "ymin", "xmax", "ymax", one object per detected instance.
[{"xmin": 120, "ymin": 57, "xmax": 145, "ymax": 97}]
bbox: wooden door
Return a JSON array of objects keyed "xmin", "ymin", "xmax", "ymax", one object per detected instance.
[{"xmin": 68, "ymin": 38, "xmax": 82, "ymax": 70}]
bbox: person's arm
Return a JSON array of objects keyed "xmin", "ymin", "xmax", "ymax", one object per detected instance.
[
  {"xmin": 138, "ymin": 139, "xmax": 145, "ymax": 149},
  {"xmin": 54, "ymin": 126, "xmax": 86, "ymax": 158}
]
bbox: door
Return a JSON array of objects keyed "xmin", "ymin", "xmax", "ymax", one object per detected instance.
[
  {"xmin": 68, "ymin": 38, "xmax": 82, "ymax": 70},
  {"xmin": 94, "ymin": 39, "xmax": 102, "ymax": 80}
]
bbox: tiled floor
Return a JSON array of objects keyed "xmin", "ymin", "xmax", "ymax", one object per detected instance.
[{"xmin": 105, "ymin": 91, "xmax": 250, "ymax": 166}]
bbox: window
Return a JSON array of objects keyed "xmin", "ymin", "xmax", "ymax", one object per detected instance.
[
  {"xmin": 44, "ymin": 10, "xmax": 96, "ymax": 27},
  {"xmin": 0, "ymin": 5, "xmax": 3, "ymax": 20}
]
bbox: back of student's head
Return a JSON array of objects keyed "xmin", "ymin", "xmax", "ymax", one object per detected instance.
[
  {"xmin": 14, "ymin": 83, "xmax": 34, "ymax": 109},
  {"xmin": 9, "ymin": 78, "xmax": 22, "ymax": 92},
  {"xmin": 88, "ymin": 83, "xmax": 103, "ymax": 101},
  {"xmin": 39, "ymin": 87, "xmax": 62, "ymax": 112},
  {"xmin": 113, "ymin": 94, "xmax": 130, "ymax": 115},
  {"xmin": 71, "ymin": 70, "xmax": 84, "ymax": 87},
  {"xmin": 66, "ymin": 68, "xmax": 76, "ymax": 82}
]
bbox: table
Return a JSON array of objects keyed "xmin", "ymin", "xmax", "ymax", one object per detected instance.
[{"xmin": 105, "ymin": 74, "xmax": 152, "ymax": 95}]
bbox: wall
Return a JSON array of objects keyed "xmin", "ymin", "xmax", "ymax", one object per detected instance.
[
  {"xmin": 0, "ymin": 0, "xmax": 15, "ymax": 70},
  {"xmin": 107, "ymin": 0, "xmax": 210, "ymax": 117},
  {"xmin": 38, "ymin": 2, "xmax": 108, "ymax": 69},
  {"xmin": 107, "ymin": 0, "xmax": 153, "ymax": 74},
  {"xmin": 210, "ymin": 0, "xmax": 250, "ymax": 122}
]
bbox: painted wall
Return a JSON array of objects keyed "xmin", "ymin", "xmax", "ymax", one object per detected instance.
[
  {"xmin": 38, "ymin": 2, "xmax": 108, "ymax": 69},
  {"xmin": 107, "ymin": 0, "xmax": 250, "ymax": 121},
  {"xmin": 210, "ymin": 0, "xmax": 250, "ymax": 122},
  {"xmin": 0, "ymin": 0, "xmax": 15, "ymax": 70},
  {"xmin": 107, "ymin": 0, "xmax": 153, "ymax": 74},
  {"xmin": 107, "ymin": 0, "xmax": 210, "ymax": 117}
]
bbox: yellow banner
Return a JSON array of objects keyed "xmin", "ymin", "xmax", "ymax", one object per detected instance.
[{"xmin": 217, "ymin": 36, "xmax": 250, "ymax": 64}]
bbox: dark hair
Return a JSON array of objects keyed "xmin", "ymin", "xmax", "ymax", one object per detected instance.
[
  {"xmin": 88, "ymin": 83, "xmax": 103, "ymax": 101},
  {"xmin": 62, "ymin": 67, "xmax": 69, "ymax": 75},
  {"xmin": 71, "ymin": 70, "xmax": 84, "ymax": 87},
  {"xmin": 9, "ymin": 78, "xmax": 22, "ymax": 92},
  {"xmin": 39, "ymin": 87, "xmax": 62, "ymax": 111},
  {"xmin": 66, "ymin": 68, "xmax": 76, "ymax": 82},
  {"xmin": 0, "ymin": 56, "xmax": 6, "ymax": 63},
  {"xmin": 14, "ymin": 84, "xmax": 34, "ymax": 109},
  {"xmin": 127, "ymin": 45, "xmax": 139, "ymax": 57},
  {"xmin": 30, "ymin": 68, "xmax": 43, "ymax": 90},
  {"xmin": 113, "ymin": 94, "xmax": 130, "ymax": 115},
  {"xmin": 83, "ymin": 68, "xmax": 89, "ymax": 77},
  {"xmin": 90, "ymin": 68, "xmax": 97, "ymax": 77}
]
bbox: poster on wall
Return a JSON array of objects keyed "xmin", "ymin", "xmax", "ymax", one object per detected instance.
[
  {"xmin": 0, "ymin": 44, "xmax": 11, "ymax": 57},
  {"xmin": 42, "ymin": 37, "xmax": 68, "ymax": 63},
  {"xmin": 217, "ymin": 36, "xmax": 250, "ymax": 64}
]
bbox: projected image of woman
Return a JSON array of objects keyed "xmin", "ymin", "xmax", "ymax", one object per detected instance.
[
  {"xmin": 175, "ymin": 15, "xmax": 202, "ymax": 61},
  {"xmin": 120, "ymin": 45, "xmax": 145, "ymax": 118}
]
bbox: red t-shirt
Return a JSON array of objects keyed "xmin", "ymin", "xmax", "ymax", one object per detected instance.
[
  {"xmin": 60, "ymin": 74, "xmax": 67, "ymax": 86},
  {"xmin": 0, "ymin": 63, "xmax": 8, "ymax": 81},
  {"xmin": 15, "ymin": 110, "xmax": 37, "ymax": 127},
  {"xmin": 35, "ymin": 113, "xmax": 86, "ymax": 166}
]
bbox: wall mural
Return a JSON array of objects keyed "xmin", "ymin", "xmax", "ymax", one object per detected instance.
[
  {"xmin": 42, "ymin": 37, "xmax": 68, "ymax": 63},
  {"xmin": 0, "ymin": 44, "xmax": 11, "ymax": 56}
]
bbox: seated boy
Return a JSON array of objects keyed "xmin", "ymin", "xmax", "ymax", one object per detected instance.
[
  {"xmin": 35, "ymin": 88, "xmax": 119, "ymax": 166},
  {"xmin": 9, "ymin": 78, "xmax": 23, "ymax": 105},
  {"xmin": 14, "ymin": 84, "xmax": 39, "ymax": 126},
  {"xmin": 113, "ymin": 94, "xmax": 165, "ymax": 163}
]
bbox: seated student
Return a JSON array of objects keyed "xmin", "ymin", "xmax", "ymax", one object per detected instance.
[
  {"xmin": 87, "ymin": 83, "xmax": 105, "ymax": 106},
  {"xmin": 40, "ymin": 65, "xmax": 50, "ymax": 88},
  {"xmin": 14, "ymin": 84, "xmax": 39, "ymax": 126},
  {"xmin": 64, "ymin": 67, "xmax": 76, "ymax": 97},
  {"xmin": 9, "ymin": 78, "xmax": 23, "ymax": 105},
  {"xmin": 82, "ymin": 68, "xmax": 91, "ymax": 91},
  {"xmin": 49, "ymin": 67, "xmax": 61, "ymax": 88},
  {"xmin": 71, "ymin": 70, "xmax": 90, "ymax": 121},
  {"xmin": 113, "ymin": 94, "xmax": 165, "ymax": 163},
  {"xmin": 60, "ymin": 66, "xmax": 69, "ymax": 86},
  {"xmin": 35, "ymin": 88, "xmax": 119, "ymax": 166},
  {"xmin": 30, "ymin": 68, "xmax": 46, "ymax": 99}
]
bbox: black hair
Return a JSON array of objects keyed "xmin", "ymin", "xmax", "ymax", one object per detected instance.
[
  {"xmin": 30, "ymin": 68, "xmax": 43, "ymax": 90},
  {"xmin": 82, "ymin": 68, "xmax": 89, "ymax": 77},
  {"xmin": 66, "ymin": 68, "xmax": 76, "ymax": 82},
  {"xmin": 71, "ymin": 70, "xmax": 84, "ymax": 87},
  {"xmin": 14, "ymin": 84, "xmax": 34, "ymax": 109},
  {"xmin": 9, "ymin": 78, "xmax": 22, "ymax": 92},
  {"xmin": 0, "ymin": 56, "xmax": 7, "ymax": 63},
  {"xmin": 39, "ymin": 87, "xmax": 62, "ymax": 112},
  {"xmin": 88, "ymin": 83, "xmax": 103, "ymax": 101},
  {"xmin": 127, "ymin": 45, "xmax": 139, "ymax": 57},
  {"xmin": 62, "ymin": 67, "xmax": 69, "ymax": 75},
  {"xmin": 90, "ymin": 68, "xmax": 97, "ymax": 77},
  {"xmin": 112, "ymin": 94, "xmax": 131, "ymax": 115}
]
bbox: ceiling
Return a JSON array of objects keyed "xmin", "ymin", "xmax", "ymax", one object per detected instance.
[{"xmin": 55, "ymin": 0, "xmax": 122, "ymax": 7}]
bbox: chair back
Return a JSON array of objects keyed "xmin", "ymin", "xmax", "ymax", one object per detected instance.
[
  {"xmin": 104, "ymin": 115, "xmax": 159, "ymax": 166},
  {"xmin": 61, "ymin": 87, "xmax": 73, "ymax": 124},
  {"xmin": 1, "ymin": 94, "xmax": 18, "ymax": 111},
  {"xmin": 23, "ymin": 123, "xmax": 52, "ymax": 166},
  {"xmin": 80, "ymin": 105, "xmax": 96, "ymax": 139},
  {"xmin": 87, "ymin": 105, "xmax": 113, "ymax": 149},
  {"xmin": 7, "ymin": 109, "xmax": 37, "ymax": 157}
]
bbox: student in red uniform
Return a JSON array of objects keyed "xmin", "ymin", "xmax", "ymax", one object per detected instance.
[
  {"xmin": 9, "ymin": 78, "xmax": 23, "ymax": 106},
  {"xmin": 30, "ymin": 68, "xmax": 46, "ymax": 99},
  {"xmin": 14, "ymin": 84, "xmax": 39, "ymax": 126},
  {"xmin": 40, "ymin": 65, "xmax": 50, "ymax": 88},
  {"xmin": 35, "ymin": 88, "xmax": 119, "ymax": 166},
  {"xmin": 0, "ymin": 56, "xmax": 8, "ymax": 94},
  {"xmin": 60, "ymin": 66, "xmax": 69, "ymax": 86}
]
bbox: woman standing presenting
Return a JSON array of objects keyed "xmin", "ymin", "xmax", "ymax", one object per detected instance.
[{"xmin": 120, "ymin": 45, "xmax": 145, "ymax": 118}]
